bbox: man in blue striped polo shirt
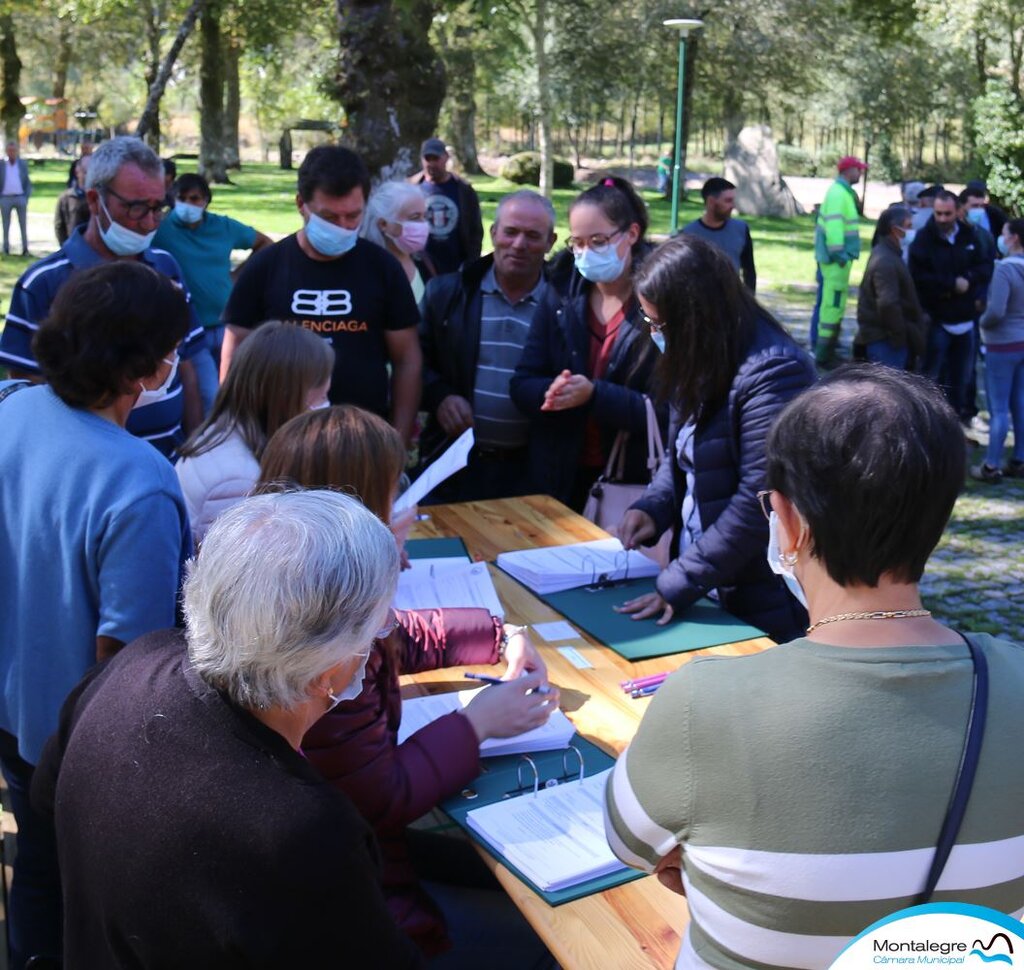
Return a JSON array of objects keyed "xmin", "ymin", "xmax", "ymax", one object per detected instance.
[
  {"xmin": 420, "ymin": 190, "xmax": 557, "ymax": 500},
  {"xmin": 0, "ymin": 136, "xmax": 204, "ymax": 457}
]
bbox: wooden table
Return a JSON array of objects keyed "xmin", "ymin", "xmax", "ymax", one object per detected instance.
[{"xmin": 405, "ymin": 495, "xmax": 775, "ymax": 969}]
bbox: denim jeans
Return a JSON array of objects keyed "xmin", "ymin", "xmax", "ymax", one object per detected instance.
[
  {"xmin": 984, "ymin": 346, "xmax": 1024, "ymax": 467},
  {"xmin": 193, "ymin": 325, "xmax": 225, "ymax": 417},
  {"xmin": 864, "ymin": 340, "xmax": 908, "ymax": 370},
  {"xmin": 924, "ymin": 324, "xmax": 974, "ymax": 416},
  {"xmin": 0, "ymin": 730, "xmax": 62, "ymax": 969}
]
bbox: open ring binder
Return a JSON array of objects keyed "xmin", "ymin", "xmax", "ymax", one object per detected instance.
[{"xmin": 503, "ymin": 745, "xmax": 586, "ymax": 798}]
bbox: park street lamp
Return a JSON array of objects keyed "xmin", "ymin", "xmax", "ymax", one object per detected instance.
[{"xmin": 664, "ymin": 18, "xmax": 703, "ymax": 235}]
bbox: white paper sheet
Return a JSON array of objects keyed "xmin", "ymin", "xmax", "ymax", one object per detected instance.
[
  {"xmin": 532, "ymin": 621, "xmax": 579, "ymax": 642},
  {"xmin": 397, "ymin": 687, "xmax": 576, "ymax": 757},
  {"xmin": 465, "ymin": 769, "xmax": 627, "ymax": 891},
  {"xmin": 393, "ymin": 428, "xmax": 474, "ymax": 513},
  {"xmin": 393, "ymin": 561, "xmax": 504, "ymax": 618},
  {"xmin": 496, "ymin": 538, "xmax": 661, "ymax": 594}
]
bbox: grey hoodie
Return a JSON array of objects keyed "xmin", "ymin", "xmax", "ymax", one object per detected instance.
[{"xmin": 980, "ymin": 255, "xmax": 1024, "ymax": 344}]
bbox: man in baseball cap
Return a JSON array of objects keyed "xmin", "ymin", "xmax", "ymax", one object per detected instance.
[
  {"xmin": 810, "ymin": 156, "xmax": 868, "ymax": 366},
  {"xmin": 410, "ymin": 136, "xmax": 483, "ymax": 274}
]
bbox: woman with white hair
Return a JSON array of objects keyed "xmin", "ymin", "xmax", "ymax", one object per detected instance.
[
  {"xmin": 362, "ymin": 180, "xmax": 435, "ymax": 300},
  {"xmin": 33, "ymin": 491, "xmax": 423, "ymax": 969}
]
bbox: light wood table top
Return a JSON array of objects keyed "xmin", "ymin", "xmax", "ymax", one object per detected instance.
[{"xmin": 405, "ymin": 495, "xmax": 775, "ymax": 969}]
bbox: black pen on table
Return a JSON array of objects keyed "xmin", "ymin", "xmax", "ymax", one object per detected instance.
[{"xmin": 463, "ymin": 672, "xmax": 553, "ymax": 696}]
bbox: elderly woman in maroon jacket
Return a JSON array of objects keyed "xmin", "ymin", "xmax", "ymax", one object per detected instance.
[{"xmin": 256, "ymin": 405, "xmax": 559, "ymax": 969}]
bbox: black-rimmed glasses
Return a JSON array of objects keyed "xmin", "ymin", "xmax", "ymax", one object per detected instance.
[{"xmin": 103, "ymin": 186, "xmax": 168, "ymax": 221}]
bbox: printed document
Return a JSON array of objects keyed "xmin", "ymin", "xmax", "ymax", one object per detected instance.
[
  {"xmin": 393, "ymin": 428, "xmax": 474, "ymax": 513},
  {"xmin": 394, "ymin": 561, "xmax": 504, "ymax": 618}
]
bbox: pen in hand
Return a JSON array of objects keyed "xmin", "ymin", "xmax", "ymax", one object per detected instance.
[{"xmin": 464, "ymin": 672, "xmax": 553, "ymax": 696}]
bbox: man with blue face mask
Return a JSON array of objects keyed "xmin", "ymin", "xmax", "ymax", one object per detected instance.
[
  {"xmin": 0, "ymin": 136, "xmax": 206, "ymax": 457},
  {"xmin": 221, "ymin": 145, "xmax": 422, "ymax": 446},
  {"xmin": 154, "ymin": 173, "xmax": 272, "ymax": 414}
]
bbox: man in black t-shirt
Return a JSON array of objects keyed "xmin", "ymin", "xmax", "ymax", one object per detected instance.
[
  {"xmin": 221, "ymin": 146, "xmax": 422, "ymax": 444},
  {"xmin": 410, "ymin": 137, "xmax": 483, "ymax": 275}
]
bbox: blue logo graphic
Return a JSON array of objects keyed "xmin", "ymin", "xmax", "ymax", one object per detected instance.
[{"xmin": 971, "ymin": 932, "xmax": 1014, "ymax": 964}]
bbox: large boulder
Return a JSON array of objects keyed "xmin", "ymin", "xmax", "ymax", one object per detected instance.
[
  {"xmin": 500, "ymin": 151, "xmax": 575, "ymax": 188},
  {"xmin": 725, "ymin": 125, "xmax": 803, "ymax": 217}
]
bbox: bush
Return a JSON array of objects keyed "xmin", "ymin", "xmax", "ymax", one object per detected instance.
[
  {"xmin": 777, "ymin": 144, "xmax": 815, "ymax": 177},
  {"xmin": 974, "ymin": 79, "xmax": 1024, "ymax": 216},
  {"xmin": 816, "ymin": 145, "xmax": 843, "ymax": 177},
  {"xmin": 500, "ymin": 151, "xmax": 575, "ymax": 188}
]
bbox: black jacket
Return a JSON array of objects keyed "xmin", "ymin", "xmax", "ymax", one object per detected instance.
[
  {"xmin": 630, "ymin": 315, "xmax": 815, "ymax": 643},
  {"xmin": 410, "ymin": 172, "xmax": 484, "ymax": 266},
  {"xmin": 509, "ymin": 271, "xmax": 667, "ymax": 504},
  {"xmin": 908, "ymin": 218, "xmax": 993, "ymax": 324},
  {"xmin": 856, "ymin": 237, "xmax": 927, "ymax": 352}
]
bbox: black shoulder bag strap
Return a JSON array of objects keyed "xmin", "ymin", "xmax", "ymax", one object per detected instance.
[{"xmin": 916, "ymin": 633, "xmax": 989, "ymax": 904}]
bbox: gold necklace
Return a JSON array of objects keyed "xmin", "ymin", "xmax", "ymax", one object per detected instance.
[{"xmin": 806, "ymin": 609, "xmax": 931, "ymax": 634}]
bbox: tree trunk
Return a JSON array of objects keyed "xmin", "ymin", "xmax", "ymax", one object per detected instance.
[
  {"xmin": 136, "ymin": 0, "xmax": 207, "ymax": 146},
  {"xmin": 443, "ymin": 20, "xmax": 481, "ymax": 174},
  {"xmin": 53, "ymin": 18, "xmax": 72, "ymax": 100},
  {"xmin": 0, "ymin": 15, "xmax": 21, "ymax": 143},
  {"xmin": 330, "ymin": 0, "xmax": 445, "ymax": 180},
  {"xmin": 533, "ymin": 0, "xmax": 553, "ymax": 198},
  {"xmin": 223, "ymin": 33, "xmax": 241, "ymax": 169},
  {"xmin": 199, "ymin": 1, "xmax": 228, "ymax": 183}
]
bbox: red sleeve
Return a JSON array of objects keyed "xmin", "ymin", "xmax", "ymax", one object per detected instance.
[{"xmin": 393, "ymin": 608, "xmax": 501, "ymax": 674}]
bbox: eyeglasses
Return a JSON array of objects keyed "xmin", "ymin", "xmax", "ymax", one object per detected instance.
[
  {"xmin": 103, "ymin": 186, "xmax": 168, "ymax": 222},
  {"xmin": 756, "ymin": 489, "xmax": 774, "ymax": 520},
  {"xmin": 374, "ymin": 610, "xmax": 400, "ymax": 641},
  {"xmin": 640, "ymin": 311, "xmax": 664, "ymax": 333},
  {"xmin": 566, "ymin": 228, "xmax": 624, "ymax": 256}
]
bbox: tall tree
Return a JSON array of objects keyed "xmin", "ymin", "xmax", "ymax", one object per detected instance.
[
  {"xmin": 198, "ymin": 0, "xmax": 227, "ymax": 181},
  {"xmin": 0, "ymin": 12, "xmax": 21, "ymax": 141},
  {"xmin": 329, "ymin": 0, "xmax": 446, "ymax": 178},
  {"xmin": 222, "ymin": 30, "xmax": 241, "ymax": 168}
]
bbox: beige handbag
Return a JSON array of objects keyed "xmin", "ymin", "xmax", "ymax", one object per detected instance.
[{"xmin": 582, "ymin": 397, "xmax": 672, "ymax": 567}]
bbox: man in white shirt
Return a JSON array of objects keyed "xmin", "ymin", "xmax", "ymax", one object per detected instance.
[{"xmin": 1, "ymin": 141, "xmax": 31, "ymax": 256}]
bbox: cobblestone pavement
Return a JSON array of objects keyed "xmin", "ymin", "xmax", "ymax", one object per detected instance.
[{"xmin": 760, "ymin": 290, "xmax": 1024, "ymax": 640}]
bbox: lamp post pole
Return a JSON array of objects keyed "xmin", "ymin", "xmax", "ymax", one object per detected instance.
[{"xmin": 665, "ymin": 18, "xmax": 703, "ymax": 235}]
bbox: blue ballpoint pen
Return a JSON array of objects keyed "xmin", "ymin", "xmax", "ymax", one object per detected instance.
[{"xmin": 463, "ymin": 672, "xmax": 553, "ymax": 695}]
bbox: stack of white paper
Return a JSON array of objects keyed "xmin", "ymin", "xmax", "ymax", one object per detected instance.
[
  {"xmin": 496, "ymin": 538, "xmax": 661, "ymax": 595},
  {"xmin": 397, "ymin": 687, "xmax": 576, "ymax": 757},
  {"xmin": 394, "ymin": 560, "xmax": 504, "ymax": 619},
  {"xmin": 465, "ymin": 769, "xmax": 627, "ymax": 891}
]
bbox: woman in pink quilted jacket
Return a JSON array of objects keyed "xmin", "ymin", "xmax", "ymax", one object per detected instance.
[{"xmin": 256, "ymin": 405, "xmax": 559, "ymax": 969}]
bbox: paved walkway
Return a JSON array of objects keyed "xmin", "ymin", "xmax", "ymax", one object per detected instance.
[{"xmin": 760, "ymin": 290, "xmax": 1024, "ymax": 640}]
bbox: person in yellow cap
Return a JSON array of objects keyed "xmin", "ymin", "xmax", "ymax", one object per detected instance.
[{"xmin": 811, "ymin": 156, "xmax": 866, "ymax": 367}]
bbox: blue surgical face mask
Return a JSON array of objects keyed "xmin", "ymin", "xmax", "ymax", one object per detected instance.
[
  {"xmin": 304, "ymin": 209, "xmax": 358, "ymax": 258},
  {"xmin": 650, "ymin": 331, "xmax": 666, "ymax": 354},
  {"xmin": 965, "ymin": 208, "xmax": 986, "ymax": 227},
  {"xmin": 998, "ymin": 235, "xmax": 1010, "ymax": 257},
  {"xmin": 327, "ymin": 650, "xmax": 371, "ymax": 708},
  {"xmin": 174, "ymin": 200, "xmax": 205, "ymax": 224},
  {"xmin": 766, "ymin": 511, "xmax": 808, "ymax": 609},
  {"xmin": 98, "ymin": 196, "xmax": 156, "ymax": 256},
  {"xmin": 574, "ymin": 244, "xmax": 627, "ymax": 284}
]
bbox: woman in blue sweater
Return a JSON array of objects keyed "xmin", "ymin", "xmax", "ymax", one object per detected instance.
[{"xmin": 617, "ymin": 235, "xmax": 815, "ymax": 642}]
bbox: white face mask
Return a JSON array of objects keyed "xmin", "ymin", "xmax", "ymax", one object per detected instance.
[
  {"xmin": 174, "ymin": 200, "xmax": 205, "ymax": 224},
  {"xmin": 766, "ymin": 511, "xmax": 808, "ymax": 609},
  {"xmin": 98, "ymin": 196, "xmax": 157, "ymax": 256},
  {"xmin": 308, "ymin": 399, "xmax": 330, "ymax": 411},
  {"xmin": 304, "ymin": 210, "xmax": 359, "ymax": 258},
  {"xmin": 326, "ymin": 650, "xmax": 371, "ymax": 708},
  {"xmin": 133, "ymin": 353, "xmax": 179, "ymax": 410}
]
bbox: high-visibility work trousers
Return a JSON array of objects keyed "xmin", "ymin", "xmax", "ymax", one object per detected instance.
[{"xmin": 814, "ymin": 260, "xmax": 851, "ymax": 365}]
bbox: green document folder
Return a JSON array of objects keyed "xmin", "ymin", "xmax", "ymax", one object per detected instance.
[
  {"xmin": 406, "ymin": 537, "xmax": 470, "ymax": 560},
  {"xmin": 537, "ymin": 578, "xmax": 766, "ymax": 660},
  {"xmin": 439, "ymin": 736, "xmax": 643, "ymax": 905}
]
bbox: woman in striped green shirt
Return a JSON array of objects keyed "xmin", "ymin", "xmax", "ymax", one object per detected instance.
[{"xmin": 605, "ymin": 367, "xmax": 1024, "ymax": 969}]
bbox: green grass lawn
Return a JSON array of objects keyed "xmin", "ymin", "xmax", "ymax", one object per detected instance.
[{"xmin": 0, "ymin": 160, "xmax": 872, "ymax": 331}]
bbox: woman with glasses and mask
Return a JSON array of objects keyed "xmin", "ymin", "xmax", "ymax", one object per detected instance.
[
  {"xmin": 255, "ymin": 405, "xmax": 560, "ymax": 969},
  {"xmin": 616, "ymin": 235, "xmax": 815, "ymax": 642},
  {"xmin": 606, "ymin": 367, "xmax": 1024, "ymax": 968},
  {"xmin": 34, "ymin": 492, "xmax": 423, "ymax": 968},
  {"xmin": 854, "ymin": 204, "xmax": 926, "ymax": 370},
  {"xmin": 510, "ymin": 176, "xmax": 666, "ymax": 509}
]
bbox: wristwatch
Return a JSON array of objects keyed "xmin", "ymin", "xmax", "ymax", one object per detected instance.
[{"xmin": 499, "ymin": 624, "xmax": 528, "ymax": 658}]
